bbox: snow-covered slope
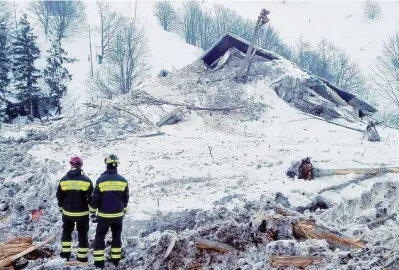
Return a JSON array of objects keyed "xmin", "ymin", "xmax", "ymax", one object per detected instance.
[
  {"xmin": 14, "ymin": 1, "xmax": 202, "ymax": 104},
  {"xmin": 223, "ymin": 1, "xmax": 399, "ymax": 75}
]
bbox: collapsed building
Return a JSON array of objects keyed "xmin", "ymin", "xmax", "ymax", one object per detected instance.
[{"xmin": 200, "ymin": 33, "xmax": 377, "ymax": 120}]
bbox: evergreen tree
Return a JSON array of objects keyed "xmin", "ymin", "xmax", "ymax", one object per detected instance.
[
  {"xmin": 12, "ymin": 14, "xmax": 41, "ymax": 118},
  {"xmin": 0, "ymin": 23, "xmax": 10, "ymax": 99},
  {"xmin": 43, "ymin": 39, "xmax": 76, "ymax": 113}
]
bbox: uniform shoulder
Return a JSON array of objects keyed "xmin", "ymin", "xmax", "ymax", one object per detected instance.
[{"xmin": 117, "ymin": 174, "xmax": 127, "ymax": 182}]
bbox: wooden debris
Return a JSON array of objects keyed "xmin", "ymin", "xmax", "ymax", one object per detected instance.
[
  {"xmin": 188, "ymin": 263, "xmax": 201, "ymax": 269},
  {"xmin": 195, "ymin": 238, "xmax": 235, "ymax": 254},
  {"xmin": 65, "ymin": 261, "xmax": 89, "ymax": 267},
  {"xmin": 4, "ymin": 237, "xmax": 32, "ymax": 245},
  {"xmin": 269, "ymin": 255, "xmax": 323, "ymax": 268},
  {"xmin": 314, "ymin": 167, "xmax": 399, "ymax": 177},
  {"xmin": 367, "ymin": 213, "xmax": 397, "ymax": 230},
  {"xmin": 0, "ymin": 235, "xmax": 56, "ymax": 267},
  {"xmin": 317, "ymin": 173, "xmax": 377, "ymax": 194},
  {"xmin": 293, "ymin": 220, "xmax": 365, "ymax": 249},
  {"xmin": 163, "ymin": 233, "xmax": 178, "ymax": 259},
  {"xmin": 156, "ymin": 107, "xmax": 187, "ymax": 127}
]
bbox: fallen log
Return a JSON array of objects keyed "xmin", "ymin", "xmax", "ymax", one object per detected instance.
[
  {"xmin": 269, "ymin": 255, "xmax": 323, "ymax": 268},
  {"xmin": 0, "ymin": 235, "xmax": 56, "ymax": 267},
  {"xmin": 293, "ymin": 220, "xmax": 365, "ymax": 249},
  {"xmin": 195, "ymin": 238, "xmax": 235, "ymax": 254}
]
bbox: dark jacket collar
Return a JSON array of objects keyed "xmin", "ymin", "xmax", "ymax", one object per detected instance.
[
  {"xmin": 67, "ymin": 168, "xmax": 83, "ymax": 177},
  {"xmin": 102, "ymin": 168, "xmax": 118, "ymax": 175}
]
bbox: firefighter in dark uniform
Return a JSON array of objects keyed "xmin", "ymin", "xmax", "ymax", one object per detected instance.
[
  {"xmin": 56, "ymin": 156, "xmax": 93, "ymax": 262},
  {"xmin": 90, "ymin": 154, "xmax": 129, "ymax": 269}
]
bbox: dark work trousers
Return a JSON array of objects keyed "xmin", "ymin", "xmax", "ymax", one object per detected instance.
[
  {"xmin": 93, "ymin": 222, "xmax": 123, "ymax": 268},
  {"xmin": 60, "ymin": 218, "xmax": 89, "ymax": 262}
]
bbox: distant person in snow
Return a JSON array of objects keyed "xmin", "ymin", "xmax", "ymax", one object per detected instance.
[
  {"xmin": 56, "ymin": 156, "xmax": 93, "ymax": 262},
  {"xmin": 90, "ymin": 154, "xmax": 129, "ymax": 269}
]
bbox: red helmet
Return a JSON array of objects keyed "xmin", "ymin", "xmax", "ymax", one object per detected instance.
[{"xmin": 70, "ymin": 156, "xmax": 83, "ymax": 167}]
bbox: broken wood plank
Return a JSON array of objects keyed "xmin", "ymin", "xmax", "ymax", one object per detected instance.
[
  {"xmin": 138, "ymin": 131, "xmax": 165, "ymax": 138},
  {"xmin": 0, "ymin": 243, "xmax": 32, "ymax": 257},
  {"xmin": 367, "ymin": 213, "xmax": 397, "ymax": 230},
  {"xmin": 317, "ymin": 173, "xmax": 377, "ymax": 194},
  {"xmin": 314, "ymin": 167, "xmax": 399, "ymax": 177},
  {"xmin": 163, "ymin": 232, "xmax": 178, "ymax": 259},
  {"xmin": 269, "ymin": 255, "xmax": 323, "ymax": 268},
  {"xmin": 195, "ymin": 238, "xmax": 235, "ymax": 254},
  {"xmin": 0, "ymin": 235, "xmax": 56, "ymax": 267},
  {"xmin": 293, "ymin": 220, "xmax": 365, "ymax": 249},
  {"xmin": 65, "ymin": 261, "xmax": 89, "ymax": 267},
  {"xmin": 4, "ymin": 237, "xmax": 32, "ymax": 245}
]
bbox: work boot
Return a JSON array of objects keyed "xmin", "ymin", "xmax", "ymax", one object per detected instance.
[
  {"xmin": 94, "ymin": 262, "xmax": 105, "ymax": 269},
  {"xmin": 60, "ymin": 252, "xmax": 70, "ymax": 261},
  {"xmin": 109, "ymin": 258, "xmax": 119, "ymax": 267}
]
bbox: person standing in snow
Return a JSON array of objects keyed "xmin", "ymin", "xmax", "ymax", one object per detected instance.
[
  {"xmin": 90, "ymin": 154, "xmax": 129, "ymax": 269},
  {"xmin": 56, "ymin": 156, "xmax": 93, "ymax": 262}
]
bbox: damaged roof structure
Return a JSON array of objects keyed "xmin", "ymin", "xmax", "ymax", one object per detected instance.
[{"xmin": 200, "ymin": 33, "xmax": 377, "ymax": 120}]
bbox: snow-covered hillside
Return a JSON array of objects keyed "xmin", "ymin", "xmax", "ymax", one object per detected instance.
[
  {"xmin": 222, "ymin": 1, "xmax": 399, "ymax": 75},
  {"xmin": 14, "ymin": 0, "xmax": 202, "ymax": 104}
]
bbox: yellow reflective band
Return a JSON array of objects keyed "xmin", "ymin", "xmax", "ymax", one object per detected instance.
[
  {"xmin": 98, "ymin": 181, "xmax": 127, "ymax": 192},
  {"xmin": 93, "ymin": 250, "xmax": 104, "ymax": 255},
  {"xmin": 60, "ymin": 180, "xmax": 90, "ymax": 191},
  {"xmin": 94, "ymin": 256, "xmax": 105, "ymax": 261},
  {"xmin": 62, "ymin": 209, "xmax": 89, "ymax": 217},
  {"xmin": 105, "ymin": 159, "xmax": 119, "ymax": 164},
  {"xmin": 111, "ymin": 254, "xmax": 121, "ymax": 259},
  {"xmin": 78, "ymin": 248, "xmax": 89, "ymax": 252},
  {"xmin": 111, "ymin": 248, "xmax": 122, "ymax": 253},
  {"xmin": 89, "ymin": 206, "xmax": 97, "ymax": 212},
  {"xmin": 61, "ymin": 248, "xmax": 72, "ymax": 252},
  {"xmin": 97, "ymin": 211, "xmax": 124, "ymax": 218},
  {"xmin": 61, "ymin": 242, "xmax": 72, "ymax": 247},
  {"xmin": 77, "ymin": 253, "xmax": 88, "ymax": 258}
]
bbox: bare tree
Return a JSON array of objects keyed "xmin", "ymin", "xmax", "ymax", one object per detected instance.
[
  {"xmin": 48, "ymin": 1, "xmax": 86, "ymax": 42},
  {"xmin": 257, "ymin": 24, "xmax": 291, "ymax": 59},
  {"xmin": 371, "ymin": 32, "xmax": 399, "ymax": 108},
  {"xmin": 180, "ymin": 1, "xmax": 202, "ymax": 45},
  {"xmin": 331, "ymin": 52, "xmax": 365, "ymax": 94},
  {"xmin": 364, "ymin": 0, "xmax": 381, "ymax": 20},
  {"xmin": 96, "ymin": 1, "xmax": 126, "ymax": 61},
  {"xmin": 0, "ymin": 2, "xmax": 12, "ymax": 26},
  {"xmin": 153, "ymin": 1, "xmax": 177, "ymax": 31},
  {"xmin": 89, "ymin": 21, "xmax": 149, "ymax": 99},
  {"xmin": 28, "ymin": 1, "xmax": 52, "ymax": 36}
]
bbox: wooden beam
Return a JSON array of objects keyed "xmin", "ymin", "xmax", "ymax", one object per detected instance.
[
  {"xmin": 314, "ymin": 167, "xmax": 399, "ymax": 177},
  {"xmin": 293, "ymin": 220, "xmax": 365, "ymax": 249},
  {"xmin": 0, "ymin": 235, "xmax": 56, "ymax": 267},
  {"xmin": 269, "ymin": 255, "xmax": 323, "ymax": 268},
  {"xmin": 195, "ymin": 238, "xmax": 235, "ymax": 254}
]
